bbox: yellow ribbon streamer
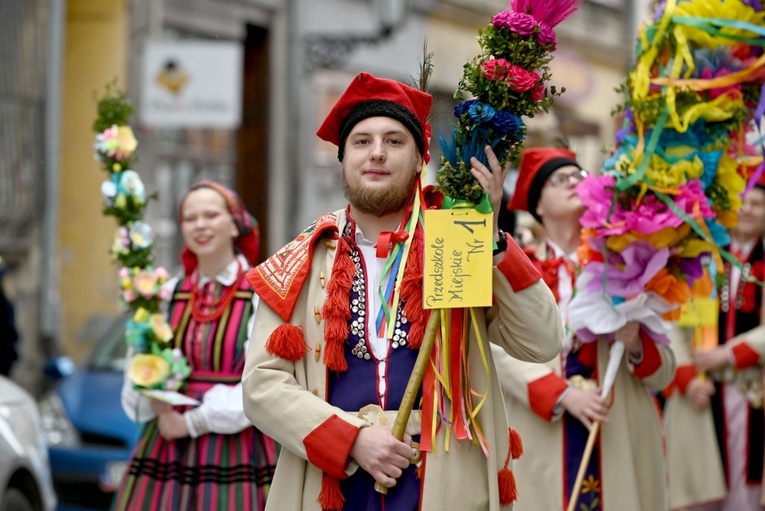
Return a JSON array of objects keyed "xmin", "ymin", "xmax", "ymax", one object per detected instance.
[
  {"xmin": 634, "ymin": 0, "xmax": 677, "ymax": 101},
  {"xmin": 652, "ymin": 52, "xmax": 765, "ymax": 89},
  {"xmin": 385, "ymin": 166, "xmax": 424, "ymax": 340}
]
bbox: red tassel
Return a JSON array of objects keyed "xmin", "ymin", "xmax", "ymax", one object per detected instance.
[
  {"xmin": 498, "ymin": 467, "xmax": 518, "ymax": 505},
  {"xmin": 317, "ymin": 473, "xmax": 344, "ymax": 511},
  {"xmin": 265, "ymin": 324, "xmax": 307, "ymax": 361},
  {"xmin": 406, "ymin": 315, "xmax": 426, "ymax": 350},
  {"xmin": 321, "ymin": 237, "xmax": 354, "ymax": 372},
  {"xmin": 510, "ymin": 428, "xmax": 524, "ymax": 459},
  {"xmin": 323, "ymin": 335, "xmax": 348, "ymax": 372}
]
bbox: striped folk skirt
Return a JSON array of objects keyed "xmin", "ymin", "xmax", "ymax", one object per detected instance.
[{"xmin": 112, "ymin": 420, "xmax": 277, "ymax": 510}]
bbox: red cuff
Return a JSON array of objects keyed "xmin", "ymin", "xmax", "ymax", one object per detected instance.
[
  {"xmin": 497, "ymin": 234, "xmax": 542, "ymax": 292},
  {"xmin": 731, "ymin": 342, "xmax": 761, "ymax": 369},
  {"xmin": 528, "ymin": 373, "xmax": 569, "ymax": 421},
  {"xmin": 303, "ymin": 415, "xmax": 360, "ymax": 479},
  {"xmin": 674, "ymin": 364, "xmax": 697, "ymax": 395},
  {"xmin": 631, "ymin": 331, "xmax": 663, "ymax": 379}
]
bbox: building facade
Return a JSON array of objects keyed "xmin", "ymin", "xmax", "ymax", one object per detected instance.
[{"xmin": 3, "ymin": 0, "xmax": 647, "ymax": 391}]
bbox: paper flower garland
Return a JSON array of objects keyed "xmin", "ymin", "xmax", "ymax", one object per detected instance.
[
  {"xmin": 93, "ymin": 83, "xmax": 190, "ymax": 390},
  {"xmin": 568, "ymin": 0, "xmax": 765, "ymax": 343},
  {"xmin": 437, "ymin": 0, "xmax": 578, "ymax": 204}
]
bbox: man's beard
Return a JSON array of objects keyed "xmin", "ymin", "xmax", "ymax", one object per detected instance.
[{"xmin": 342, "ymin": 168, "xmax": 416, "ymax": 217}]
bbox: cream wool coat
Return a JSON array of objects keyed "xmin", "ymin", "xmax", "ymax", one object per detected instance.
[
  {"xmin": 241, "ymin": 209, "xmax": 563, "ymax": 511},
  {"xmin": 493, "ymin": 338, "xmax": 675, "ymax": 511},
  {"xmin": 665, "ymin": 325, "xmax": 765, "ymax": 509}
]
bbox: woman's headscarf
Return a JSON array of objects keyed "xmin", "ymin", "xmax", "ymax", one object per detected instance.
[{"xmin": 179, "ymin": 181, "xmax": 259, "ymax": 275}]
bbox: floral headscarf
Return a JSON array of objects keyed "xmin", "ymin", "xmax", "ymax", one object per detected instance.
[{"xmin": 179, "ymin": 181, "xmax": 259, "ymax": 275}]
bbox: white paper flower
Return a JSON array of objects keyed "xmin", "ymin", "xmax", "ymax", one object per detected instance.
[
  {"xmin": 101, "ymin": 180, "xmax": 117, "ymax": 198},
  {"xmin": 129, "ymin": 221, "xmax": 154, "ymax": 249}
]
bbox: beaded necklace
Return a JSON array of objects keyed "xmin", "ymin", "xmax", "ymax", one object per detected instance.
[{"xmin": 190, "ymin": 259, "xmax": 243, "ymax": 323}]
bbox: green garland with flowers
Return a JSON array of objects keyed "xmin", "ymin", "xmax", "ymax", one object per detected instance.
[
  {"xmin": 436, "ymin": 0, "xmax": 577, "ymax": 204},
  {"xmin": 93, "ymin": 82, "xmax": 190, "ymax": 392}
]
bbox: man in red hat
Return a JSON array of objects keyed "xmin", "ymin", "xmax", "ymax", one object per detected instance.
[
  {"xmin": 493, "ymin": 146, "xmax": 674, "ymax": 511},
  {"xmin": 241, "ymin": 73, "xmax": 563, "ymax": 511},
  {"xmin": 665, "ymin": 170, "xmax": 765, "ymax": 511}
]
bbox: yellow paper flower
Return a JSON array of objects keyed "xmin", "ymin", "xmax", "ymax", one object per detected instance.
[
  {"xmin": 134, "ymin": 270, "xmax": 156, "ymax": 299},
  {"xmin": 116, "ymin": 126, "xmax": 137, "ymax": 155},
  {"xmin": 660, "ymin": 146, "xmax": 703, "ymax": 180},
  {"xmin": 645, "ymin": 155, "xmax": 686, "ymax": 189},
  {"xmin": 150, "ymin": 314, "xmax": 173, "ymax": 343},
  {"xmin": 133, "ymin": 307, "xmax": 150, "ymax": 323},
  {"xmin": 676, "ymin": 238, "xmax": 711, "ymax": 258},
  {"xmin": 128, "ymin": 354, "xmax": 170, "ymax": 387}
]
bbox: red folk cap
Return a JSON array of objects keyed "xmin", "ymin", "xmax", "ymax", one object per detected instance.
[
  {"xmin": 509, "ymin": 147, "xmax": 580, "ymax": 217},
  {"xmin": 316, "ymin": 72, "xmax": 432, "ymax": 147}
]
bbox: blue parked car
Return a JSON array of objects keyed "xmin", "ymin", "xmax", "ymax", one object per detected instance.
[{"xmin": 39, "ymin": 315, "xmax": 139, "ymax": 510}]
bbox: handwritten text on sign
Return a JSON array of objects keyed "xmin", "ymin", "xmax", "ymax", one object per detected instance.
[{"xmin": 423, "ymin": 209, "xmax": 493, "ymax": 309}]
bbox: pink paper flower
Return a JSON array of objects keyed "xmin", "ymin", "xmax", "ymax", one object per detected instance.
[
  {"xmin": 577, "ymin": 176, "xmax": 715, "ymax": 237},
  {"xmin": 158, "ymin": 286, "xmax": 171, "ymax": 301},
  {"xmin": 536, "ymin": 23, "xmax": 557, "ymax": 49},
  {"xmin": 700, "ymin": 68, "xmax": 741, "ymax": 99},
  {"xmin": 531, "ymin": 84, "xmax": 545, "ymax": 101},
  {"xmin": 491, "ymin": 10, "xmax": 537, "ymax": 35},
  {"xmin": 482, "ymin": 59, "xmax": 540, "ymax": 92}
]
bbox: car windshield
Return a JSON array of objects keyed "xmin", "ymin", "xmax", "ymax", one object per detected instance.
[{"xmin": 87, "ymin": 315, "xmax": 129, "ymax": 371}]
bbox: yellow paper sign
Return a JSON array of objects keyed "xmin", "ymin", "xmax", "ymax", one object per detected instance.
[{"xmin": 423, "ymin": 208, "xmax": 493, "ymax": 309}]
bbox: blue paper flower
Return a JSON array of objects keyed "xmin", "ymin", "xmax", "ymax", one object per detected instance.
[
  {"xmin": 467, "ymin": 102, "xmax": 496, "ymax": 124},
  {"xmin": 491, "ymin": 110, "xmax": 523, "ymax": 135},
  {"xmin": 454, "ymin": 100, "xmax": 479, "ymax": 118}
]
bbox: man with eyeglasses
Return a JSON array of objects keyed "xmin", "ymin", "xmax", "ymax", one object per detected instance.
[{"xmin": 492, "ymin": 147, "xmax": 674, "ymax": 511}]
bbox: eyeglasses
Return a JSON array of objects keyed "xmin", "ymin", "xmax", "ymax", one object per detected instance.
[{"xmin": 547, "ymin": 169, "xmax": 588, "ymax": 188}]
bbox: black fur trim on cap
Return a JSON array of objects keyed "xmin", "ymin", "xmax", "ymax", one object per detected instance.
[
  {"xmin": 528, "ymin": 157, "xmax": 580, "ymax": 224},
  {"xmin": 337, "ymin": 99, "xmax": 424, "ymax": 161}
]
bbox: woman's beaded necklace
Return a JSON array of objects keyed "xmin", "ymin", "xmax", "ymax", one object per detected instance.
[{"xmin": 190, "ymin": 259, "xmax": 243, "ymax": 323}]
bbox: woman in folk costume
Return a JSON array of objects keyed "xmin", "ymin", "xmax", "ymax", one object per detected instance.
[
  {"xmin": 664, "ymin": 172, "xmax": 765, "ymax": 511},
  {"xmin": 114, "ymin": 181, "xmax": 277, "ymax": 510},
  {"xmin": 492, "ymin": 147, "xmax": 675, "ymax": 511},
  {"xmin": 240, "ymin": 72, "xmax": 563, "ymax": 511}
]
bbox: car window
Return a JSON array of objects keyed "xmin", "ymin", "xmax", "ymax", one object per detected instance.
[{"xmin": 87, "ymin": 315, "xmax": 129, "ymax": 372}]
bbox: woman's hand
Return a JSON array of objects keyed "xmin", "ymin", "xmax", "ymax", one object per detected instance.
[
  {"xmin": 150, "ymin": 398, "xmax": 173, "ymax": 416},
  {"xmin": 157, "ymin": 411, "xmax": 190, "ymax": 441}
]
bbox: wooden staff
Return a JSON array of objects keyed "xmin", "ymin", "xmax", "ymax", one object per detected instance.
[
  {"xmin": 375, "ymin": 309, "xmax": 442, "ymax": 494},
  {"xmin": 565, "ymin": 340, "xmax": 625, "ymax": 511}
]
